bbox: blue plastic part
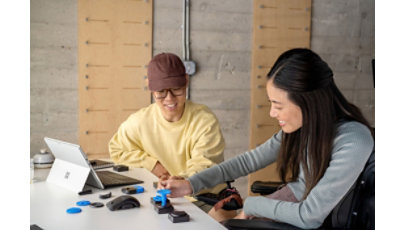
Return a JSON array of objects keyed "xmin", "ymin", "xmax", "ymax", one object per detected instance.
[
  {"xmin": 76, "ymin": 200, "xmax": 91, "ymax": 206},
  {"xmin": 157, "ymin": 189, "xmax": 171, "ymax": 195},
  {"xmin": 134, "ymin": 185, "xmax": 144, "ymax": 193},
  {"xmin": 66, "ymin": 207, "xmax": 82, "ymax": 214},
  {"xmin": 153, "ymin": 196, "xmax": 162, "ymax": 202},
  {"xmin": 157, "ymin": 189, "xmax": 171, "ymax": 207}
]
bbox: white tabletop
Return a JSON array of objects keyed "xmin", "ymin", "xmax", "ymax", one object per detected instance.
[{"xmin": 30, "ymin": 167, "xmax": 226, "ymax": 230}]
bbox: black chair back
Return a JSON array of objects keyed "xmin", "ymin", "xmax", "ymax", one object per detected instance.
[{"xmin": 323, "ymin": 148, "xmax": 375, "ymax": 229}]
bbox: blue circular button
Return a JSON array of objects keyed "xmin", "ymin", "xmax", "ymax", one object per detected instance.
[
  {"xmin": 76, "ymin": 200, "xmax": 91, "ymax": 206},
  {"xmin": 66, "ymin": 207, "xmax": 82, "ymax": 214}
]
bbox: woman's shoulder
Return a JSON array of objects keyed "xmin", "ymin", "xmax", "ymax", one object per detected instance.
[
  {"xmin": 336, "ymin": 120, "xmax": 372, "ymax": 136},
  {"xmin": 334, "ymin": 120, "xmax": 374, "ymax": 150}
]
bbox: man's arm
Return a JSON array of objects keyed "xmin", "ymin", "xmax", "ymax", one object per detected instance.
[
  {"xmin": 152, "ymin": 161, "xmax": 170, "ymax": 178},
  {"xmin": 180, "ymin": 115, "xmax": 225, "ymax": 178},
  {"xmin": 108, "ymin": 122, "xmax": 158, "ymax": 172},
  {"xmin": 110, "ymin": 131, "xmax": 169, "ymax": 177}
]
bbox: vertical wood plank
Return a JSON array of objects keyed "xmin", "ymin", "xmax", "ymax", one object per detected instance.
[
  {"xmin": 248, "ymin": 0, "xmax": 311, "ymax": 195},
  {"xmin": 78, "ymin": 0, "xmax": 153, "ymax": 159}
]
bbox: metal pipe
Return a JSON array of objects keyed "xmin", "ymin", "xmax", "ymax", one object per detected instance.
[
  {"xmin": 185, "ymin": 0, "xmax": 190, "ymax": 60},
  {"xmin": 186, "ymin": 0, "xmax": 191, "ymax": 98},
  {"xmin": 183, "ymin": 0, "xmax": 191, "ymax": 99},
  {"xmin": 182, "ymin": 0, "xmax": 187, "ymax": 60}
]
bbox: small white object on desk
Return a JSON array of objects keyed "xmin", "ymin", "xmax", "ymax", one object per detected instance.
[{"xmin": 33, "ymin": 149, "xmax": 55, "ymax": 168}]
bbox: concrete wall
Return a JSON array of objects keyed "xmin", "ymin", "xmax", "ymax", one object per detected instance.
[
  {"xmin": 30, "ymin": 0, "xmax": 375, "ymax": 199},
  {"xmin": 31, "ymin": 0, "xmax": 78, "ymax": 155},
  {"xmin": 312, "ymin": 0, "xmax": 375, "ymax": 125}
]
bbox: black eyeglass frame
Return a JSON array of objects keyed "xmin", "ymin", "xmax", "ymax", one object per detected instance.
[{"xmin": 153, "ymin": 88, "xmax": 186, "ymax": 100}]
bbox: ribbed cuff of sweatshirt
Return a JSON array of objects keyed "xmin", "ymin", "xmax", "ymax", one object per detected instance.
[{"xmin": 187, "ymin": 178, "xmax": 199, "ymax": 195}]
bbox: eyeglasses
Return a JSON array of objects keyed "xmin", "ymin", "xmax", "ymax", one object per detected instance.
[{"xmin": 153, "ymin": 88, "xmax": 185, "ymax": 99}]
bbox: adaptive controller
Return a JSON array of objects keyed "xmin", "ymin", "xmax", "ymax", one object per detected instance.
[
  {"xmin": 99, "ymin": 192, "xmax": 112, "ymax": 199},
  {"xmin": 153, "ymin": 189, "xmax": 174, "ymax": 214},
  {"xmin": 122, "ymin": 185, "xmax": 145, "ymax": 194},
  {"xmin": 168, "ymin": 210, "xmax": 190, "ymax": 223}
]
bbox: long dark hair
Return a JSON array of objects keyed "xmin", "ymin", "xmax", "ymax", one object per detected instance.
[{"xmin": 267, "ymin": 48, "xmax": 374, "ymax": 199}]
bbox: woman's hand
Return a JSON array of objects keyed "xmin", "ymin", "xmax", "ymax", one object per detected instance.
[{"xmin": 160, "ymin": 176, "xmax": 193, "ymax": 198}]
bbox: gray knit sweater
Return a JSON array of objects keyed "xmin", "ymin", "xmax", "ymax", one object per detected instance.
[{"xmin": 188, "ymin": 121, "xmax": 374, "ymax": 229}]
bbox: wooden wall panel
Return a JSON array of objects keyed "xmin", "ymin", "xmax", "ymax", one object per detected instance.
[
  {"xmin": 78, "ymin": 0, "xmax": 153, "ymax": 159},
  {"xmin": 248, "ymin": 0, "xmax": 311, "ymax": 195}
]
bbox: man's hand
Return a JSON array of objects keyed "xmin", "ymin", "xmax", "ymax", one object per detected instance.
[
  {"xmin": 158, "ymin": 175, "xmax": 184, "ymax": 189},
  {"xmin": 234, "ymin": 210, "xmax": 253, "ymax": 220},
  {"xmin": 151, "ymin": 161, "xmax": 170, "ymax": 179},
  {"xmin": 160, "ymin": 177, "xmax": 193, "ymax": 197}
]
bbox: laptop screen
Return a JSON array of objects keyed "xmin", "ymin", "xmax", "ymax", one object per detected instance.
[
  {"xmin": 44, "ymin": 137, "xmax": 143, "ymax": 191},
  {"xmin": 44, "ymin": 137, "xmax": 104, "ymax": 191},
  {"xmin": 44, "ymin": 137, "xmax": 90, "ymax": 168}
]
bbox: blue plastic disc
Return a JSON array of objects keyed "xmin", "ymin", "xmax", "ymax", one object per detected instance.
[
  {"xmin": 76, "ymin": 200, "xmax": 91, "ymax": 206},
  {"xmin": 66, "ymin": 207, "xmax": 82, "ymax": 214}
]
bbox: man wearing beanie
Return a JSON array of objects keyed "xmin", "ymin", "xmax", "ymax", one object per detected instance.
[{"xmin": 108, "ymin": 53, "xmax": 228, "ymax": 214}]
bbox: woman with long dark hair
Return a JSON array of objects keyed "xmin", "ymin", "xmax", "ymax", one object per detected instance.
[{"xmin": 160, "ymin": 48, "xmax": 374, "ymax": 229}]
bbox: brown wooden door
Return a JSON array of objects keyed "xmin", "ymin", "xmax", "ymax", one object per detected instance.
[
  {"xmin": 249, "ymin": 0, "xmax": 311, "ymax": 195},
  {"xmin": 78, "ymin": 0, "xmax": 153, "ymax": 159}
]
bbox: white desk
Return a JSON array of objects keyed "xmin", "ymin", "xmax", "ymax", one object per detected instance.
[{"xmin": 30, "ymin": 167, "xmax": 226, "ymax": 230}]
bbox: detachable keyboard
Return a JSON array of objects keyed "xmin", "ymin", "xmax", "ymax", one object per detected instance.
[
  {"xmin": 96, "ymin": 170, "xmax": 143, "ymax": 188},
  {"xmin": 89, "ymin": 159, "xmax": 115, "ymax": 170}
]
